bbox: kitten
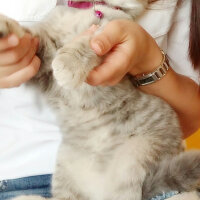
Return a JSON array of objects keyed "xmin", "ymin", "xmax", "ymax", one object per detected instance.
[{"xmin": 0, "ymin": 1, "xmax": 200, "ymax": 200}]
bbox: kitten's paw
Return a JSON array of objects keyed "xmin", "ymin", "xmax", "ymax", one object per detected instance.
[
  {"xmin": 52, "ymin": 36, "xmax": 101, "ymax": 88},
  {"xmin": 0, "ymin": 14, "xmax": 25, "ymax": 38}
]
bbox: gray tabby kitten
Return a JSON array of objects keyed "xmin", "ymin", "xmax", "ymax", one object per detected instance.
[{"xmin": 0, "ymin": 0, "xmax": 200, "ymax": 200}]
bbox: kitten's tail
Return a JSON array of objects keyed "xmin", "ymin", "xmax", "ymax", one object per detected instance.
[{"xmin": 143, "ymin": 151, "xmax": 200, "ymax": 200}]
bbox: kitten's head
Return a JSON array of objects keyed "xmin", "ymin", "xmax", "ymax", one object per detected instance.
[
  {"xmin": 69, "ymin": 0, "xmax": 148, "ymax": 18},
  {"xmin": 106, "ymin": 0, "xmax": 148, "ymax": 18},
  {"xmin": 116, "ymin": 0, "xmax": 148, "ymax": 18}
]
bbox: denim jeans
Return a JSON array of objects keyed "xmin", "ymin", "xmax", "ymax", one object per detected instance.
[
  {"xmin": 0, "ymin": 174, "xmax": 52, "ymax": 200},
  {"xmin": 0, "ymin": 174, "xmax": 178, "ymax": 200},
  {"xmin": 150, "ymin": 191, "xmax": 179, "ymax": 200}
]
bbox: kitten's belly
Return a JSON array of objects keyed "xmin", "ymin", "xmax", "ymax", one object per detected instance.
[{"xmin": 58, "ymin": 135, "xmax": 151, "ymax": 200}]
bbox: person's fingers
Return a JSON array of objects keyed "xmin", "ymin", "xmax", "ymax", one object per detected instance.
[
  {"xmin": 90, "ymin": 20, "xmax": 126, "ymax": 56},
  {"xmin": 0, "ymin": 37, "xmax": 39, "ymax": 78},
  {"xmin": 101, "ymin": 75, "xmax": 125, "ymax": 87},
  {"xmin": 0, "ymin": 34, "xmax": 19, "ymax": 51},
  {"xmin": 16, "ymin": 37, "xmax": 39, "ymax": 70},
  {"xmin": 0, "ymin": 33, "xmax": 33, "ymax": 66},
  {"xmin": 84, "ymin": 24, "xmax": 99, "ymax": 36},
  {"xmin": 87, "ymin": 47, "xmax": 131, "ymax": 86},
  {"xmin": 72, "ymin": 24, "xmax": 99, "ymax": 42},
  {"xmin": 0, "ymin": 56, "xmax": 41, "ymax": 88}
]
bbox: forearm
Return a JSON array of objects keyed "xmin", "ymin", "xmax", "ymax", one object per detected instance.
[
  {"xmin": 88, "ymin": 20, "xmax": 200, "ymax": 137},
  {"xmin": 128, "ymin": 35, "xmax": 200, "ymax": 138},
  {"xmin": 138, "ymin": 67, "xmax": 200, "ymax": 138}
]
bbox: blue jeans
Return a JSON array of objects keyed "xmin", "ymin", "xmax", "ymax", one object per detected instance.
[
  {"xmin": 0, "ymin": 174, "xmax": 52, "ymax": 200},
  {"xmin": 150, "ymin": 191, "xmax": 179, "ymax": 200},
  {"xmin": 0, "ymin": 174, "xmax": 178, "ymax": 200}
]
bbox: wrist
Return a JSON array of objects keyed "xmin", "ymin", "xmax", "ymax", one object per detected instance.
[
  {"xmin": 138, "ymin": 67, "xmax": 177, "ymax": 95},
  {"xmin": 130, "ymin": 50, "xmax": 169, "ymax": 87},
  {"xmin": 129, "ymin": 40, "xmax": 163, "ymax": 76}
]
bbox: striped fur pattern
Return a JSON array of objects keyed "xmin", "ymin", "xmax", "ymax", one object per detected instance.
[{"xmin": 0, "ymin": 0, "xmax": 200, "ymax": 200}]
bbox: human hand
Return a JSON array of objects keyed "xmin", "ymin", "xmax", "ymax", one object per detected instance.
[
  {"xmin": 0, "ymin": 33, "xmax": 41, "ymax": 88},
  {"xmin": 87, "ymin": 19, "xmax": 163, "ymax": 86}
]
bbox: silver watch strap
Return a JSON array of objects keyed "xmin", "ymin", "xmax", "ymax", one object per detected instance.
[{"xmin": 131, "ymin": 51, "xmax": 170, "ymax": 87}]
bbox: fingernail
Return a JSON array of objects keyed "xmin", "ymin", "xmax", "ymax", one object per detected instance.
[
  {"xmin": 33, "ymin": 38, "xmax": 39, "ymax": 49},
  {"xmin": 88, "ymin": 24, "xmax": 99, "ymax": 32},
  {"xmin": 34, "ymin": 37, "xmax": 39, "ymax": 44},
  {"xmin": 89, "ymin": 24, "xmax": 96, "ymax": 31},
  {"xmin": 8, "ymin": 35, "xmax": 19, "ymax": 46},
  {"xmin": 92, "ymin": 41, "xmax": 102, "ymax": 54}
]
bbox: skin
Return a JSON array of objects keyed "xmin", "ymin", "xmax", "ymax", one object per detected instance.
[
  {"xmin": 0, "ymin": 19, "xmax": 199, "ymax": 137},
  {"xmin": 0, "ymin": 26, "xmax": 95, "ymax": 89},
  {"xmin": 87, "ymin": 20, "xmax": 200, "ymax": 138},
  {"xmin": 0, "ymin": 33, "xmax": 40, "ymax": 88}
]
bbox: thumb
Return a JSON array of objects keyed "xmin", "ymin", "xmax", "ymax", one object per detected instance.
[{"xmin": 90, "ymin": 21, "xmax": 125, "ymax": 56}]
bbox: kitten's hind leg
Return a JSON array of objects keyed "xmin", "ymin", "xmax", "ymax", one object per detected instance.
[
  {"xmin": 52, "ymin": 35, "xmax": 101, "ymax": 88},
  {"xmin": 143, "ymin": 151, "xmax": 200, "ymax": 200},
  {"xmin": 167, "ymin": 191, "xmax": 200, "ymax": 200}
]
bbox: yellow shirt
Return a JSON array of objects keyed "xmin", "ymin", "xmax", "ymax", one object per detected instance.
[{"xmin": 186, "ymin": 129, "xmax": 200, "ymax": 149}]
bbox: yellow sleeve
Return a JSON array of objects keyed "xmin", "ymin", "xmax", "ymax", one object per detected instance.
[{"xmin": 186, "ymin": 128, "xmax": 200, "ymax": 150}]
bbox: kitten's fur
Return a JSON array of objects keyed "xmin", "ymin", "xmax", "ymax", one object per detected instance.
[{"xmin": 0, "ymin": 0, "xmax": 200, "ymax": 200}]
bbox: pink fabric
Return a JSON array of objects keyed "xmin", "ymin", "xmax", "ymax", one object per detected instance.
[{"xmin": 67, "ymin": 1, "xmax": 106, "ymax": 9}]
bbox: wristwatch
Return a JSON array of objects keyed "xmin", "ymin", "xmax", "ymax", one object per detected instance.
[{"xmin": 131, "ymin": 51, "xmax": 170, "ymax": 87}]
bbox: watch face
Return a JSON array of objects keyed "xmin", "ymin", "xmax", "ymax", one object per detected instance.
[{"xmin": 139, "ymin": 76, "xmax": 155, "ymax": 85}]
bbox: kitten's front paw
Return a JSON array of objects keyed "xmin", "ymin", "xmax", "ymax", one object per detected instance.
[
  {"xmin": 0, "ymin": 14, "xmax": 25, "ymax": 38},
  {"xmin": 52, "ymin": 36, "xmax": 101, "ymax": 88}
]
